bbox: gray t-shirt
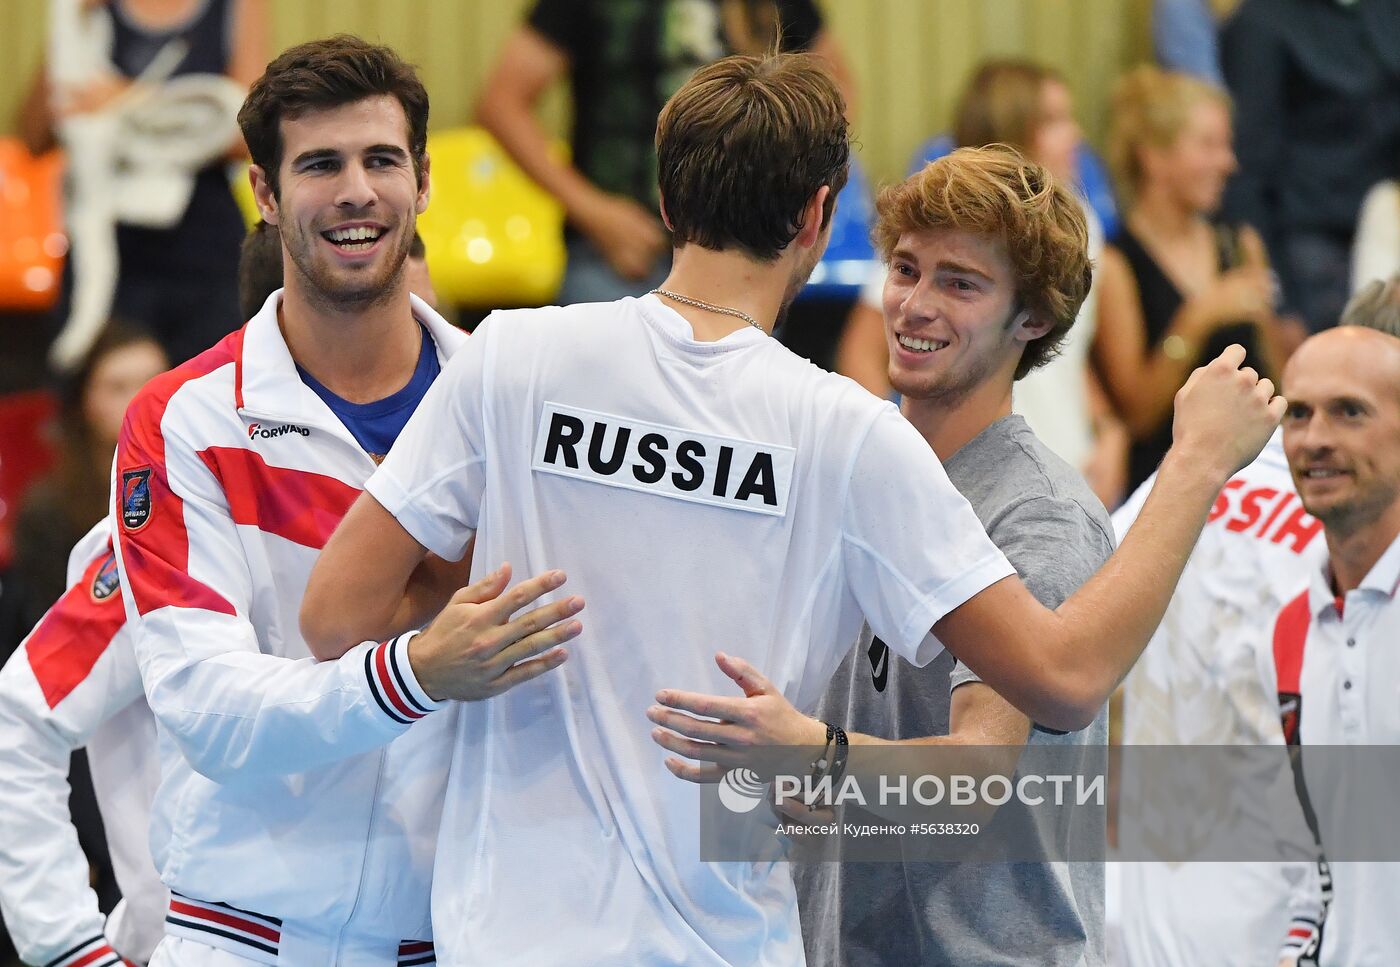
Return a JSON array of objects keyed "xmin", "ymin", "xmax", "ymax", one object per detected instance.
[{"xmin": 795, "ymin": 414, "xmax": 1114, "ymax": 967}]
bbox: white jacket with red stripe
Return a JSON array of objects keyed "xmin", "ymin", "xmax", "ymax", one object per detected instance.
[
  {"xmin": 0, "ymin": 521, "xmax": 164, "ymax": 967},
  {"xmin": 109, "ymin": 292, "xmax": 464, "ymax": 953},
  {"xmin": 1111, "ymin": 432, "xmax": 1329, "ymax": 966}
]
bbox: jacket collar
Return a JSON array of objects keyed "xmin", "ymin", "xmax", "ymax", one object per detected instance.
[
  {"xmin": 234, "ymin": 288, "xmax": 466, "ymax": 426},
  {"xmin": 1358, "ymin": 530, "xmax": 1400, "ymax": 599},
  {"xmin": 1307, "ymin": 529, "xmax": 1400, "ymax": 618}
]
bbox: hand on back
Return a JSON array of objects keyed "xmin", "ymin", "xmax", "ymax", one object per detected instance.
[{"xmin": 407, "ymin": 563, "xmax": 584, "ymax": 702}]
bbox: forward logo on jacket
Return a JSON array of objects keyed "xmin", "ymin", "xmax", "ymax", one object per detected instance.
[{"xmin": 247, "ymin": 421, "xmax": 310, "ymax": 440}]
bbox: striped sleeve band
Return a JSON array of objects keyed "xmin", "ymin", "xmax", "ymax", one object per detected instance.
[
  {"xmin": 165, "ymin": 892, "xmax": 281, "ymax": 963},
  {"xmin": 365, "ymin": 632, "xmax": 442, "ymax": 725},
  {"xmin": 44, "ymin": 936, "xmax": 123, "ymax": 967},
  {"xmin": 398, "ymin": 939, "xmax": 436, "ymax": 966},
  {"xmin": 1280, "ymin": 916, "xmax": 1319, "ymax": 958}
]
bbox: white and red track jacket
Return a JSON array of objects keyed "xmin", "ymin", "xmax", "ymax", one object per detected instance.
[
  {"xmin": 109, "ymin": 291, "xmax": 463, "ymax": 965},
  {"xmin": 0, "ymin": 521, "xmax": 164, "ymax": 967},
  {"xmin": 1111, "ymin": 432, "xmax": 1329, "ymax": 966}
]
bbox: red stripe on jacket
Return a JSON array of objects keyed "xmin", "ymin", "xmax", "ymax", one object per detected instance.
[
  {"xmin": 1273, "ymin": 590, "xmax": 1312, "ymax": 695},
  {"xmin": 374, "ymin": 641, "xmax": 426, "ymax": 720},
  {"xmin": 67, "ymin": 945, "xmax": 120, "ymax": 967},
  {"xmin": 25, "ymin": 542, "xmax": 127, "ymax": 708},
  {"xmin": 115, "ymin": 331, "xmax": 245, "ymax": 618},
  {"xmin": 168, "ymin": 899, "xmax": 281, "ymax": 942},
  {"xmin": 196, "ymin": 447, "xmax": 359, "ymax": 550}
]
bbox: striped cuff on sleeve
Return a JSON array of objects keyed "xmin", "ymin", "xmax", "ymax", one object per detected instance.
[
  {"xmin": 1280, "ymin": 916, "xmax": 1320, "ymax": 958},
  {"xmin": 365, "ymin": 632, "xmax": 443, "ymax": 725},
  {"xmin": 398, "ymin": 940, "xmax": 436, "ymax": 966},
  {"xmin": 44, "ymin": 936, "xmax": 123, "ymax": 967}
]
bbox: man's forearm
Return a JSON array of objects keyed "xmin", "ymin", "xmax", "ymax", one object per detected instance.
[
  {"xmin": 477, "ymin": 92, "xmax": 600, "ymax": 223},
  {"xmin": 391, "ymin": 542, "xmax": 476, "ymax": 638},
  {"xmin": 302, "ymin": 493, "xmax": 429, "ymax": 660},
  {"xmin": 137, "ymin": 630, "xmax": 440, "ymax": 783},
  {"xmin": 806, "ymin": 727, "xmax": 1025, "ymax": 828},
  {"xmin": 938, "ymin": 445, "xmax": 1231, "ymax": 731}
]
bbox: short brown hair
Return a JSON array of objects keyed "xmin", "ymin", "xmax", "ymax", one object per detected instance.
[
  {"xmin": 656, "ymin": 52, "xmax": 849, "ymax": 261},
  {"xmin": 238, "ymin": 35, "xmax": 429, "ymax": 198},
  {"xmin": 953, "ymin": 59, "xmax": 1061, "ymax": 152},
  {"xmin": 1107, "ymin": 65, "xmax": 1230, "ymax": 208},
  {"xmin": 874, "ymin": 145, "xmax": 1093, "ymax": 380}
]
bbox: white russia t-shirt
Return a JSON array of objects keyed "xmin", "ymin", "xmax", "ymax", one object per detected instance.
[{"xmin": 367, "ymin": 294, "xmax": 1013, "ymax": 966}]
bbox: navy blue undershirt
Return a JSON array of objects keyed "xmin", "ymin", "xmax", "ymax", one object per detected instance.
[{"xmin": 297, "ymin": 324, "xmax": 440, "ymax": 459}]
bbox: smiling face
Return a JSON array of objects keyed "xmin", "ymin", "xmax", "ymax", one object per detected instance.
[
  {"xmin": 253, "ymin": 95, "xmax": 428, "ymax": 311},
  {"xmin": 883, "ymin": 227, "xmax": 1043, "ymax": 405},
  {"xmin": 1283, "ymin": 328, "xmax": 1400, "ymax": 536}
]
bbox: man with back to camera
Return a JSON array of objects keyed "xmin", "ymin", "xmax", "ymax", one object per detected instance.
[
  {"xmin": 301, "ymin": 52, "xmax": 1282, "ymax": 965},
  {"xmin": 648, "ymin": 144, "xmax": 1114, "ymax": 966},
  {"xmin": 109, "ymin": 36, "xmax": 582, "ymax": 966}
]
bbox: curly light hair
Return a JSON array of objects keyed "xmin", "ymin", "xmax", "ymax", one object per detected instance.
[{"xmin": 873, "ymin": 145, "xmax": 1093, "ymax": 380}]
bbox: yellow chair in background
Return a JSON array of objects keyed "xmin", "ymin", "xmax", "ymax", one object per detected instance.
[
  {"xmin": 419, "ymin": 127, "xmax": 565, "ymax": 308},
  {"xmin": 226, "ymin": 127, "xmax": 566, "ymax": 308}
]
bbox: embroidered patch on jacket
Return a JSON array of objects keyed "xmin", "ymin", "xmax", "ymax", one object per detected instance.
[
  {"xmin": 121, "ymin": 467, "xmax": 153, "ymax": 531},
  {"xmin": 90, "ymin": 552, "xmax": 121, "ymax": 601}
]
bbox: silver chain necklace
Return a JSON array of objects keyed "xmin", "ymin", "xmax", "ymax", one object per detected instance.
[{"xmin": 650, "ymin": 288, "xmax": 765, "ymax": 334}]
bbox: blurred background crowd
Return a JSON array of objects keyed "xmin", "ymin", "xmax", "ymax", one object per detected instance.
[{"xmin": 0, "ymin": 0, "xmax": 1398, "ymax": 963}]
